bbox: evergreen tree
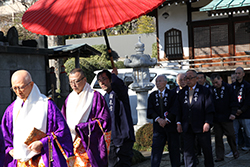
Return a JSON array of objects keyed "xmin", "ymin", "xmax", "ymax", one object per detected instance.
[{"xmin": 137, "ymin": 16, "xmax": 156, "ymax": 34}]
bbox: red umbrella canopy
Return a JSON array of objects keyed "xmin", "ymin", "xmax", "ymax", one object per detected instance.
[{"xmin": 22, "ymin": 0, "xmax": 165, "ymax": 35}]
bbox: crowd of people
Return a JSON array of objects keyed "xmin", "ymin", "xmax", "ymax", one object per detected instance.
[
  {"xmin": 0, "ymin": 66, "xmax": 249, "ymax": 167},
  {"xmin": 0, "ymin": 68, "xmax": 135, "ymax": 167},
  {"xmin": 147, "ymin": 67, "xmax": 250, "ymax": 167}
]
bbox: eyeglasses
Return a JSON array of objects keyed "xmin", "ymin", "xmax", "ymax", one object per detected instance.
[
  {"xmin": 11, "ymin": 82, "xmax": 31, "ymax": 91},
  {"xmin": 185, "ymin": 76, "xmax": 196, "ymax": 80},
  {"xmin": 69, "ymin": 77, "xmax": 85, "ymax": 85},
  {"xmin": 179, "ymin": 78, "xmax": 186, "ymax": 82}
]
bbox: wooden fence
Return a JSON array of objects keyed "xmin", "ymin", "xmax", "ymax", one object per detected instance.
[{"xmin": 159, "ymin": 54, "xmax": 250, "ymax": 72}]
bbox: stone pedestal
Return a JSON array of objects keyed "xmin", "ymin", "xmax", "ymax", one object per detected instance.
[
  {"xmin": 133, "ymin": 91, "xmax": 150, "ymax": 132},
  {"xmin": 124, "ymin": 37, "xmax": 157, "ymax": 132}
]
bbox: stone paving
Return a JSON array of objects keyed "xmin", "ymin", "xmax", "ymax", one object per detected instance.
[{"xmin": 132, "ymin": 135, "xmax": 250, "ymax": 167}]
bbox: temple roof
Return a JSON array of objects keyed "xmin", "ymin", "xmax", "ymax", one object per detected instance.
[
  {"xmin": 200, "ymin": 0, "xmax": 250, "ymax": 11},
  {"xmin": 48, "ymin": 43, "xmax": 101, "ymax": 59}
]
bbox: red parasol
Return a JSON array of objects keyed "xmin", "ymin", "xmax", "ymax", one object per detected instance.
[{"xmin": 22, "ymin": 0, "xmax": 165, "ymax": 67}]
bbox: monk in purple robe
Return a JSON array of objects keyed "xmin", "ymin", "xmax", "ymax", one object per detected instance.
[
  {"xmin": 0, "ymin": 127, "xmax": 4, "ymax": 167},
  {"xmin": 1, "ymin": 70, "xmax": 74, "ymax": 167},
  {"xmin": 61, "ymin": 68, "xmax": 111, "ymax": 167}
]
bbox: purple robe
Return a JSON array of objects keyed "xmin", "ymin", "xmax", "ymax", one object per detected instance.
[
  {"xmin": 1, "ymin": 99, "xmax": 74, "ymax": 167},
  {"xmin": 0, "ymin": 128, "xmax": 4, "ymax": 167},
  {"xmin": 61, "ymin": 91, "xmax": 111, "ymax": 167}
]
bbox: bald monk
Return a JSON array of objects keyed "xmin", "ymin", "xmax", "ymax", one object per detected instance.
[
  {"xmin": 1, "ymin": 70, "xmax": 74, "ymax": 167},
  {"xmin": 61, "ymin": 68, "xmax": 111, "ymax": 167}
]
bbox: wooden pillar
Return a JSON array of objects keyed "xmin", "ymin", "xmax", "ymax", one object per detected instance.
[
  {"xmin": 228, "ymin": 14, "xmax": 235, "ymax": 56},
  {"xmin": 155, "ymin": 9, "xmax": 161, "ymax": 61},
  {"xmin": 187, "ymin": 1, "xmax": 194, "ymax": 59}
]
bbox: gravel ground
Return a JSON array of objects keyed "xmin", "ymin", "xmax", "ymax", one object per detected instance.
[{"xmin": 132, "ymin": 135, "xmax": 250, "ymax": 167}]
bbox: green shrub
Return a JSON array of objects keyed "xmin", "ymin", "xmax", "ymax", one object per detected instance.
[
  {"xmin": 135, "ymin": 123, "xmax": 153, "ymax": 148},
  {"xmin": 152, "ymin": 42, "xmax": 157, "ymax": 59},
  {"xmin": 64, "ymin": 44, "xmax": 127, "ymax": 84},
  {"xmin": 64, "ymin": 58, "xmax": 96, "ymax": 84},
  {"xmin": 134, "ymin": 123, "xmax": 168, "ymax": 152},
  {"xmin": 92, "ymin": 44, "xmax": 119, "ymax": 61}
]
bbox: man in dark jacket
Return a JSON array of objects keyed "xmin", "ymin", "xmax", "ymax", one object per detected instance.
[
  {"xmin": 175, "ymin": 70, "xmax": 215, "ymax": 167},
  {"xmin": 210, "ymin": 73, "xmax": 239, "ymax": 162},
  {"xmin": 173, "ymin": 73, "xmax": 186, "ymax": 94},
  {"xmin": 197, "ymin": 72, "xmax": 210, "ymax": 88},
  {"xmin": 97, "ymin": 68, "xmax": 135, "ymax": 167},
  {"xmin": 172, "ymin": 73, "xmax": 186, "ymax": 165},
  {"xmin": 147, "ymin": 75, "xmax": 180, "ymax": 167},
  {"xmin": 231, "ymin": 67, "xmax": 250, "ymax": 151}
]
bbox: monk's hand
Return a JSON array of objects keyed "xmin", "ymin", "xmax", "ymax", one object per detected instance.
[
  {"xmin": 28, "ymin": 141, "xmax": 43, "ymax": 153},
  {"xmin": 9, "ymin": 149, "xmax": 14, "ymax": 157},
  {"xmin": 157, "ymin": 118, "xmax": 167, "ymax": 128},
  {"xmin": 203, "ymin": 123, "xmax": 210, "ymax": 133},
  {"xmin": 229, "ymin": 114, "xmax": 236, "ymax": 120},
  {"xmin": 177, "ymin": 124, "xmax": 183, "ymax": 133},
  {"xmin": 236, "ymin": 109, "xmax": 242, "ymax": 116}
]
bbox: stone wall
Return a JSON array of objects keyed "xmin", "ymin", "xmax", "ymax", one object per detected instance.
[{"xmin": 0, "ymin": 45, "xmax": 50, "ymax": 119}]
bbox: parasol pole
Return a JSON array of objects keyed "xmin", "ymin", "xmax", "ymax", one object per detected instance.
[
  {"xmin": 75, "ymin": 49, "xmax": 80, "ymax": 68},
  {"xmin": 102, "ymin": 30, "xmax": 115, "ymax": 68}
]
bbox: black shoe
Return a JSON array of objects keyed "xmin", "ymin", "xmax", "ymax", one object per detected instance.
[
  {"xmin": 233, "ymin": 151, "xmax": 239, "ymax": 159},
  {"xmin": 215, "ymin": 158, "xmax": 224, "ymax": 162},
  {"xmin": 180, "ymin": 159, "xmax": 184, "ymax": 165}
]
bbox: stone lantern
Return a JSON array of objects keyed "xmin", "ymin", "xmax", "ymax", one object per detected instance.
[{"xmin": 124, "ymin": 37, "xmax": 157, "ymax": 131}]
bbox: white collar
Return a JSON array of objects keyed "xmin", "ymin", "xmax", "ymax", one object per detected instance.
[
  {"xmin": 13, "ymin": 84, "xmax": 48, "ymax": 162},
  {"xmin": 189, "ymin": 84, "xmax": 197, "ymax": 90},
  {"xmin": 158, "ymin": 89, "xmax": 165, "ymax": 95},
  {"xmin": 66, "ymin": 83, "xmax": 94, "ymax": 141}
]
